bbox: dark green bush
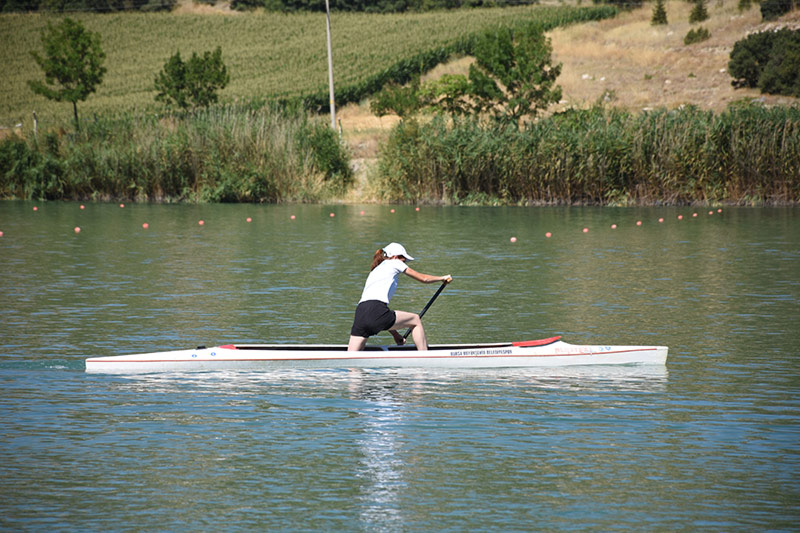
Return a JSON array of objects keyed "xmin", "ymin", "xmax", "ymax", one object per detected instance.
[
  {"xmin": 296, "ymin": 121, "xmax": 352, "ymax": 186},
  {"xmin": 760, "ymin": 0, "xmax": 795, "ymax": 20},
  {"xmin": 684, "ymin": 27, "xmax": 711, "ymax": 45},
  {"xmin": 759, "ymin": 32, "xmax": 800, "ymax": 96},
  {"xmin": 729, "ymin": 31, "xmax": 776, "ymax": 88},
  {"xmin": 729, "ymin": 29, "xmax": 800, "ymax": 96}
]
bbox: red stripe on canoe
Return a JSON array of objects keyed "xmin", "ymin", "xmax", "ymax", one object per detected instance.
[{"xmin": 512, "ymin": 336, "xmax": 562, "ymax": 347}]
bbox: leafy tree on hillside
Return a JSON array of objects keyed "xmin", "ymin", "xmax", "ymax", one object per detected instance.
[
  {"xmin": 154, "ymin": 47, "xmax": 230, "ymax": 110},
  {"xmin": 418, "ymin": 25, "xmax": 562, "ymax": 127},
  {"xmin": 469, "ymin": 25, "xmax": 562, "ymax": 125},
  {"xmin": 419, "ymin": 74, "xmax": 473, "ymax": 116},
  {"xmin": 28, "ymin": 17, "xmax": 106, "ymax": 131}
]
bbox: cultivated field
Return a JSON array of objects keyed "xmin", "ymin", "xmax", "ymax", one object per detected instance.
[{"xmin": 0, "ymin": 4, "xmax": 608, "ymax": 129}]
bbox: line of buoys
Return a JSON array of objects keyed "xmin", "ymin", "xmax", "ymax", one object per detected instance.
[
  {"xmin": 522, "ymin": 208, "xmax": 724, "ymax": 243},
  {"xmin": 6, "ymin": 205, "xmax": 723, "ymax": 240}
]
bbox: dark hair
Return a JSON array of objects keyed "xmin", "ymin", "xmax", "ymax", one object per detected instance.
[{"xmin": 370, "ymin": 248, "xmax": 385, "ymax": 271}]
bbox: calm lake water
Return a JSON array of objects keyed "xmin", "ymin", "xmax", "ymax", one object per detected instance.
[{"xmin": 1, "ymin": 202, "xmax": 798, "ymax": 530}]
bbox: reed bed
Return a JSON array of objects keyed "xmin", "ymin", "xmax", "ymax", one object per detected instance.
[
  {"xmin": 0, "ymin": 104, "xmax": 351, "ymax": 202},
  {"xmin": 374, "ymin": 104, "xmax": 800, "ymax": 206}
]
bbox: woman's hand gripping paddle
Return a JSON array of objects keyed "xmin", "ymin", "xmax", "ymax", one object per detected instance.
[{"xmin": 402, "ymin": 280, "xmax": 449, "ymax": 340}]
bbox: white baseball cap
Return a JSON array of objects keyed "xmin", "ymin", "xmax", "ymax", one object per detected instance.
[{"xmin": 383, "ymin": 242, "xmax": 415, "ymax": 261}]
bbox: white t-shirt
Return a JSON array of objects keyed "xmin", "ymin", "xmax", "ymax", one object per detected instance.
[{"xmin": 358, "ymin": 259, "xmax": 408, "ymax": 304}]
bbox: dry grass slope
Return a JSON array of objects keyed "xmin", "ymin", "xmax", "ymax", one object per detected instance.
[{"xmin": 549, "ymin": 0, "xmax": 800, "ymax": 113}]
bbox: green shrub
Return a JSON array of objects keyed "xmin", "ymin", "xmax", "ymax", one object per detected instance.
[
  {"xmin": 759, "ymin": 32, "xmax": 800, "ymax": 96},
  {"xmin": 0, "ymin": 135, "xmax": 38, "ymax": 198},
  {"xmin": 684, "ymin": 26, "xmax": 711, "ymax": 45},
  {"xmin": 295, "ymin": 121, "xmax": 352, "ymax": 188},
  {"xmin": 760, "ymin": 0, "xmax": 795, "ymax": 20},
  {"xmin": 729, "ymin": 29, "xmax": 800, "ymax": 96},
  {"xmin": 729, "ymin": 31, "xmax": 776, "ymax": 88}
]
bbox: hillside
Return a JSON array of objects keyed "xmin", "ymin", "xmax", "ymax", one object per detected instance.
[{"xmin": 338, "ymin": 0, "xmax": 800, "ymax": 170}]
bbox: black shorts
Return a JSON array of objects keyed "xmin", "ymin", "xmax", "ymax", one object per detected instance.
[{"xmin": 350, "ymin": 300, "xmax": 397, "ymax": 338}]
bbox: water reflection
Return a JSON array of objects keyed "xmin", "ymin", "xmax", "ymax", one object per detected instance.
[
  {"xmin": 104, "ymin": 365, "xmax": 669, "ymax": 396},
  {"xmin": 346, "ymin": 373, "xmax": 409, "ymax": 530}
]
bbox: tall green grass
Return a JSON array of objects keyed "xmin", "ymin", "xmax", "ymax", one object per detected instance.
[
  {"xmin": 0, "ymin": 5, "xmax": 616, "ymax": 128},
  {"xmin": 0, "ymin": 104, "xmax": 351, "ymax": 202},
  {"xmin": 374, "ymin": 104, "xmax": 800, "ymax": 206}
]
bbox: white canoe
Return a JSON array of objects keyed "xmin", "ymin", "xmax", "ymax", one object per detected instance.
[{"xmin": 85, "ymin": 336, "xmax": 668, "ymax": 373}]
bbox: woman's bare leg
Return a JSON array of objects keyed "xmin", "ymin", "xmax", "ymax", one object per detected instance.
[
  {"xmin": 348, "ymin": 335, "xmax": 368, "ymax": 351},
  {"xmin": 392, "ymin": 311, "xmax": 427, "ymax": 350}
]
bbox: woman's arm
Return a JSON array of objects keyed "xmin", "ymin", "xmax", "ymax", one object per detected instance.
[{"xmin": 404, "ymin": 267, "xmax": 452, "ymax": 284}]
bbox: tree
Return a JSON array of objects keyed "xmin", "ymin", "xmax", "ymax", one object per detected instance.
[
  {"xmin": 689, "ymin": 0, "xmax": 709, "ymax": 23},
  {"xmin": 729, "ymin": 29, "xmax": 800, "ymax": 96},
  {"xmin": 760, "ymin": 0, "xmax": 795, "ymax": 21},
  {"xmin": 372, "ymin": 25, "xmax": 562, "ymax": 127},
  {"xmin": 418, "ymin": 74, "xmax": 472, "ymax": 116},
  {"xmin": 729, "ymin": 30, "xmax": 782, "ymax": 88},
  {"xmin": 651, "ymin": 0, "xmax": 668, "ymax": 25},
  {"xmin": 758, "ymin": 30, "xmax": 800, "ymax": 96},
  {"xmin": 28, "ymin": 17, "xmax": 106, "ymax": 131},
  {"xmin": 468, "ymin": 25, "xmax": 562, "ymax": 125},
  {"xmin": 154, "ymin": 47, "xmax": 230, "ymax": 110}
]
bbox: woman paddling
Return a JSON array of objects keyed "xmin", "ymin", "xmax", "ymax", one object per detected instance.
[{"xmin": 348, "ymin": 243, "xmax": 452, "ymax": 351}]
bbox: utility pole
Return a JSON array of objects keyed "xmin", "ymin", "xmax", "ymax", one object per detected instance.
[{"xmin": 325, "ymin": 0, "xmax": 336, "ymax": 131}]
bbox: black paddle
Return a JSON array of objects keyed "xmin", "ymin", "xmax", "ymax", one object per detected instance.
[{"xmin": 403, "ymin": 281, "xmax": 449, "ymax": 340}]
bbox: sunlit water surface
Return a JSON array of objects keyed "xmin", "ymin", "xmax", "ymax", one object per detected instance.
[{"xmin": 1, "ymin": 203, "xmax": 798, "ymax": 530}]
